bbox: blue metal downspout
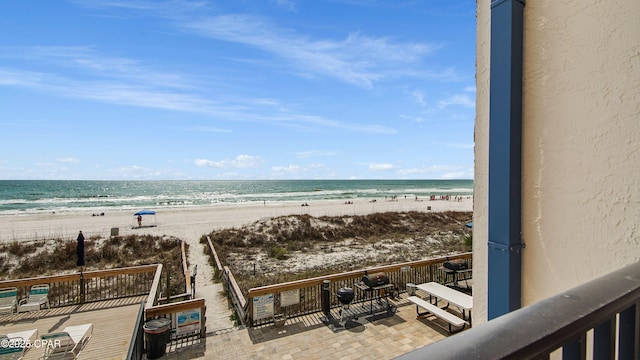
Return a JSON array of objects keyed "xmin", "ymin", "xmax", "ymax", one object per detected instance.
[{"xmin": 488, "ymin": 0, "xmax": 525, "ymax": 320}]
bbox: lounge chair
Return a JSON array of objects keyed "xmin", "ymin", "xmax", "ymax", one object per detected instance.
[
  {"xmin": 0, "ymin": 335, "xmax": 22, "ymax": 360},
  {"xmin": 41, "ymin": 323, "xmax": 93, "ymax": 359},
  {"xmin": 0, "ymin": 288, "xmax": 18, "ymax": 315},
  {"xmin": 0, "ymin": 329, "xmax": 38, "ymax": 360},
  {"xmin": 17, "ymin": 284, "xmax": 50, "ymax": 313}
]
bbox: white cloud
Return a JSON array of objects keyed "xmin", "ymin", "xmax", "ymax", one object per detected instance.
[
  {"xmin": 271, "ymin": 164, "xmax": 301, "ymax": 173},
  {"xmin": 412, "ymin": 89, "xmax": 426, "ymax": 107},
  {"xmin": 195, "ymin": 155, "xmax": 264, "ymax": 168},
  {"xmin": 274, "ymin": 0, "xmax": 297, "ymax": 11},
  {"xmin": 182, "ymin": 15, "xmax": 436, "ymax": 88},
  {"xmin": 438, "ymin": 94, "xmax": 475, "ymax": 109},
  {"xmin": 440, "ymin": 171, "xmax": 467, "ymax": 179},
  {"xmin": 369, "ymin": 163, "xmax": 395, "ymax": 171},
  {"xmin": 399, "ymin": 114, "xmax": 425, "ymax": 123},
  {"xmin": 0, "ymin": 45, "xmax": 396, "ymax": 134},
  {"xmin": 397, "ymin": 165, "xmax": 471, "ymax": 179}
]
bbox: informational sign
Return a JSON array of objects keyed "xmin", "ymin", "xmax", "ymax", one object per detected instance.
[
  {"xmin": 253, "ymin": 294, "xmax": 274, "ymax": 320},
  {"xmin": 174, "ymin": 308, "xmax": 201, "ymax": 335},
  {"xmin": 280, "ymin": 289, "xmax": 300, "ymax": 307}
]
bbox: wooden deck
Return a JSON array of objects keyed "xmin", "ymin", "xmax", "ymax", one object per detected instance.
[{"xmin": 0, "ymin": 296, "xmax": 146, "ymax": 360}]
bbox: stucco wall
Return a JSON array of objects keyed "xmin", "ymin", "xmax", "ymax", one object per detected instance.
[
  {"xmin": 475, "ymin": 0, "xmax": 640, "ymax": 324},
  {"xmin": 473, "ymin": 0, "xmax": 491, "ymax": 325}
]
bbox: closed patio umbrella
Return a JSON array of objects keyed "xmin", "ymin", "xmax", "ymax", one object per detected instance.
[{"xmin": 76, "ymin": 231, "xmax": 85, "ymax": 271}]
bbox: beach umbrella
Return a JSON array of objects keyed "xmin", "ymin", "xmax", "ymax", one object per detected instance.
[
  {"xmin": 133, "ymin": 210, "xmax": 158, "ymax": 228},
  {"xmin": 76, "ymin": 231, "xmax": 85, "ymax": 270}
]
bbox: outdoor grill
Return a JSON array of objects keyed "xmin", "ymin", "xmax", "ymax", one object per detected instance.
[
  {"xmin": 336, "ymin": 287, "xmax": 355, "ymax": 323},
  {"xmin": 361, "ymin": 272, "xmax": 390, "ymax": 287},
  {"xmin": 355, "ymin": 272, "xmax": 396, "ymax": 315}
]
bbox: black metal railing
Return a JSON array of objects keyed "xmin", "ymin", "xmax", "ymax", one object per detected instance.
[
  {"xmin": 247, "ymin": 253, "xmax": 472, "ymax": 327},
  {"xmin": 0, "ymin": 264, "xmax": 160, "ymax": 308},
  {"xmin": 396, "ymin": 260, "xmax": 640, "ymax": 360}
]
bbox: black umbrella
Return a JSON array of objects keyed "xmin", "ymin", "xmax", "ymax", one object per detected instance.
[{"xmin": 76, "ymin": 231, "xmax": 85, "ymax": 270}]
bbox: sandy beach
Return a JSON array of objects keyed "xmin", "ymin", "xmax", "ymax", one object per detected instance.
[
  {"xmin": 0, "ymin": 197, "xmax": 472, "ymax": 244},
  {"xmin": 1, "ymin": 197, "xmax": 471, "ymax": 280}
]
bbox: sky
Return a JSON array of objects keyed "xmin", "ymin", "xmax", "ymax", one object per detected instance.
[{"xmin": 0, "ymin": 0, "xmax": 476, "ymax": 180}]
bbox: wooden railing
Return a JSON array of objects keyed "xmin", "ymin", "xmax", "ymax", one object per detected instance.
[
  {"xmin": 182, "ymin": 240, "xmax": 193, "ymax": 299},
  {"xmin": 145, "ymin": 264, "xmax": 164, "ymax": 309},
  {"xmin": 0, "ymin": 264, "xmax": 161, "ymax": 308},
  {"xmin": 247, "ymin": 253, "xmax": 472, "ymax": 327},
  {"xmin": 222, "ymin": 266, "xmax": 247, "ymax": 324},
  {"xmin": 205, "ymin": 236, "xmax": 247, "ymax": 325}
]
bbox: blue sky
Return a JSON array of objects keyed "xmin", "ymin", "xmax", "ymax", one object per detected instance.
[{"xmin": 0, "ymin": 0, "xmax": 475, "ymax": 180}]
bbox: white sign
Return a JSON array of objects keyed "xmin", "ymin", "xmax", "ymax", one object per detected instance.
[
  {"xmin": 280, "ymin": 289, "xmax": 300, "ymax": 307},
  {"xmin": 253, "ymin": 294, "xmax": 274, "ymax": 320},
  {"xmin": 174, "ymin": 308, "xmax": 201, "ymax": 335}
]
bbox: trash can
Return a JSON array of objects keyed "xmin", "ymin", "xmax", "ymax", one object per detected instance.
[
  {"xmin": 143, "ymin": 318, "xmax": 171, "ymax": 359},
  {"xmin": 110, "ymin": 227, "xmax": 119, "ymax": 236},
  {"xmin": 321, "ymin": 280, "xmax": 331, "ymax": 316},
  {"xmin": 407, "ymin": 283, "xmax": 417, "ymax": 296}
]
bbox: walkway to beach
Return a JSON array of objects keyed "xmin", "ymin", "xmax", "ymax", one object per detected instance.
[{"xmin": 185, "ymin": 236, "xmax": 235, "ymax": 334}]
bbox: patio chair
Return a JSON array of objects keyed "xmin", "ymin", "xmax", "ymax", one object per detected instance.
[
  {"xmin": 0, "ymin": 335, "xmax": 23, "ymax": 360},
  {"xmin": 0, "ymin": 329, "xmax": 38, "ymax": 360},
  {"xmin": 0, "ymin": 288, "xmax": 18, "ymax": 315},
  {"xmin": 17, "ymin": 284, "xmax": 50, "ymax": 313},
  {"xmin": 41, "ymin": 323, "xmax": 93, "ymax": 359}
]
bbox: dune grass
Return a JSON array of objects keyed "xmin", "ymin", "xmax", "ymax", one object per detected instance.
[
  {"xmin": 201, "ymin": 211, "xmax": 472, "ymax": 294},
  {"xmin": 0, "ymin": 234, "xmax": 187, "ymax": 296}
]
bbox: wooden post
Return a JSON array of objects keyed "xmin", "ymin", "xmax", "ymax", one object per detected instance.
[
  {"xmin": 80, "ymin": 272, "xmax": 85, "ymax": 304},
  {"xmin": 165, "ymin": 263, "xmax": 170, "ymax": 301},
  {"xmin": 200, "ymin": 305, "xmax": 207, "ymax": 338}
]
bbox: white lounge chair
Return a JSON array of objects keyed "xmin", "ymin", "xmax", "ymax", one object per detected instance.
[
  {"xmin": 41, "ymin": 323, "xmax": 93, "ymax": 359},
  {"xmin": 0, "ymin": 329, "xmax": 38, "ymax": 360},
  {"xmin": 17, "ymin": 284, "xmax": 50, "ymax": 313},
  {"xmin": 0, "ymin": 335, "xmax": 22, "ymax": 360},
  {"xmin": 0, "ymin": 288, "xmax": 18, "ymax": 315}
]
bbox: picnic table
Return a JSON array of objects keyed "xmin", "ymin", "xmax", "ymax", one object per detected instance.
[{"xmin": 416, "ymin": 282, "xmax": 473, "ymax": 323}]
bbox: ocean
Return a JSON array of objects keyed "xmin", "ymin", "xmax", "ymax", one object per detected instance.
[{"xmin": 0, "ymin": 180, "xmax": 473, "ymax": 215}]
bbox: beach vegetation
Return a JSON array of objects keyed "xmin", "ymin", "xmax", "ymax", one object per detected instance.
[
  {"xmin": 0, "ymin": 234, "xmax": 187, "ymax": 297},
  {"xmin": 268, "ymin": 246, "xmax": 289, "ymax": 260},
  {"xmin": 201, "ymin": 210, "xmax": 472, "ymax": 296}
]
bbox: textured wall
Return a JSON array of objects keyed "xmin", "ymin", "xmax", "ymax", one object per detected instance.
[
  {"xmin": 473, "ymin": 0, "xmax": 490, "ymax": 325},
  {"xmin": 475, "ymin": 0, "xmax": 640, "ymax": 323}
]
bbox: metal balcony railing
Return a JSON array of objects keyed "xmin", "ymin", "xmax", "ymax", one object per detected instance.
[{"xmin": 397, "ymin": 260, "xmax": 640, "ymax": 360}]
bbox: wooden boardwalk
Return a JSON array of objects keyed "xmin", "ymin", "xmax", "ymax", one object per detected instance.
[{"xmin": 0, "ymin": 296, "xmax": 145, "ymax": 360}]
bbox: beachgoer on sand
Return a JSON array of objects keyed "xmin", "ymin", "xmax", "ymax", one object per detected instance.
[{"xmin": 137, "ymin": 215, "xmax": 142, "ymax": 227}]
